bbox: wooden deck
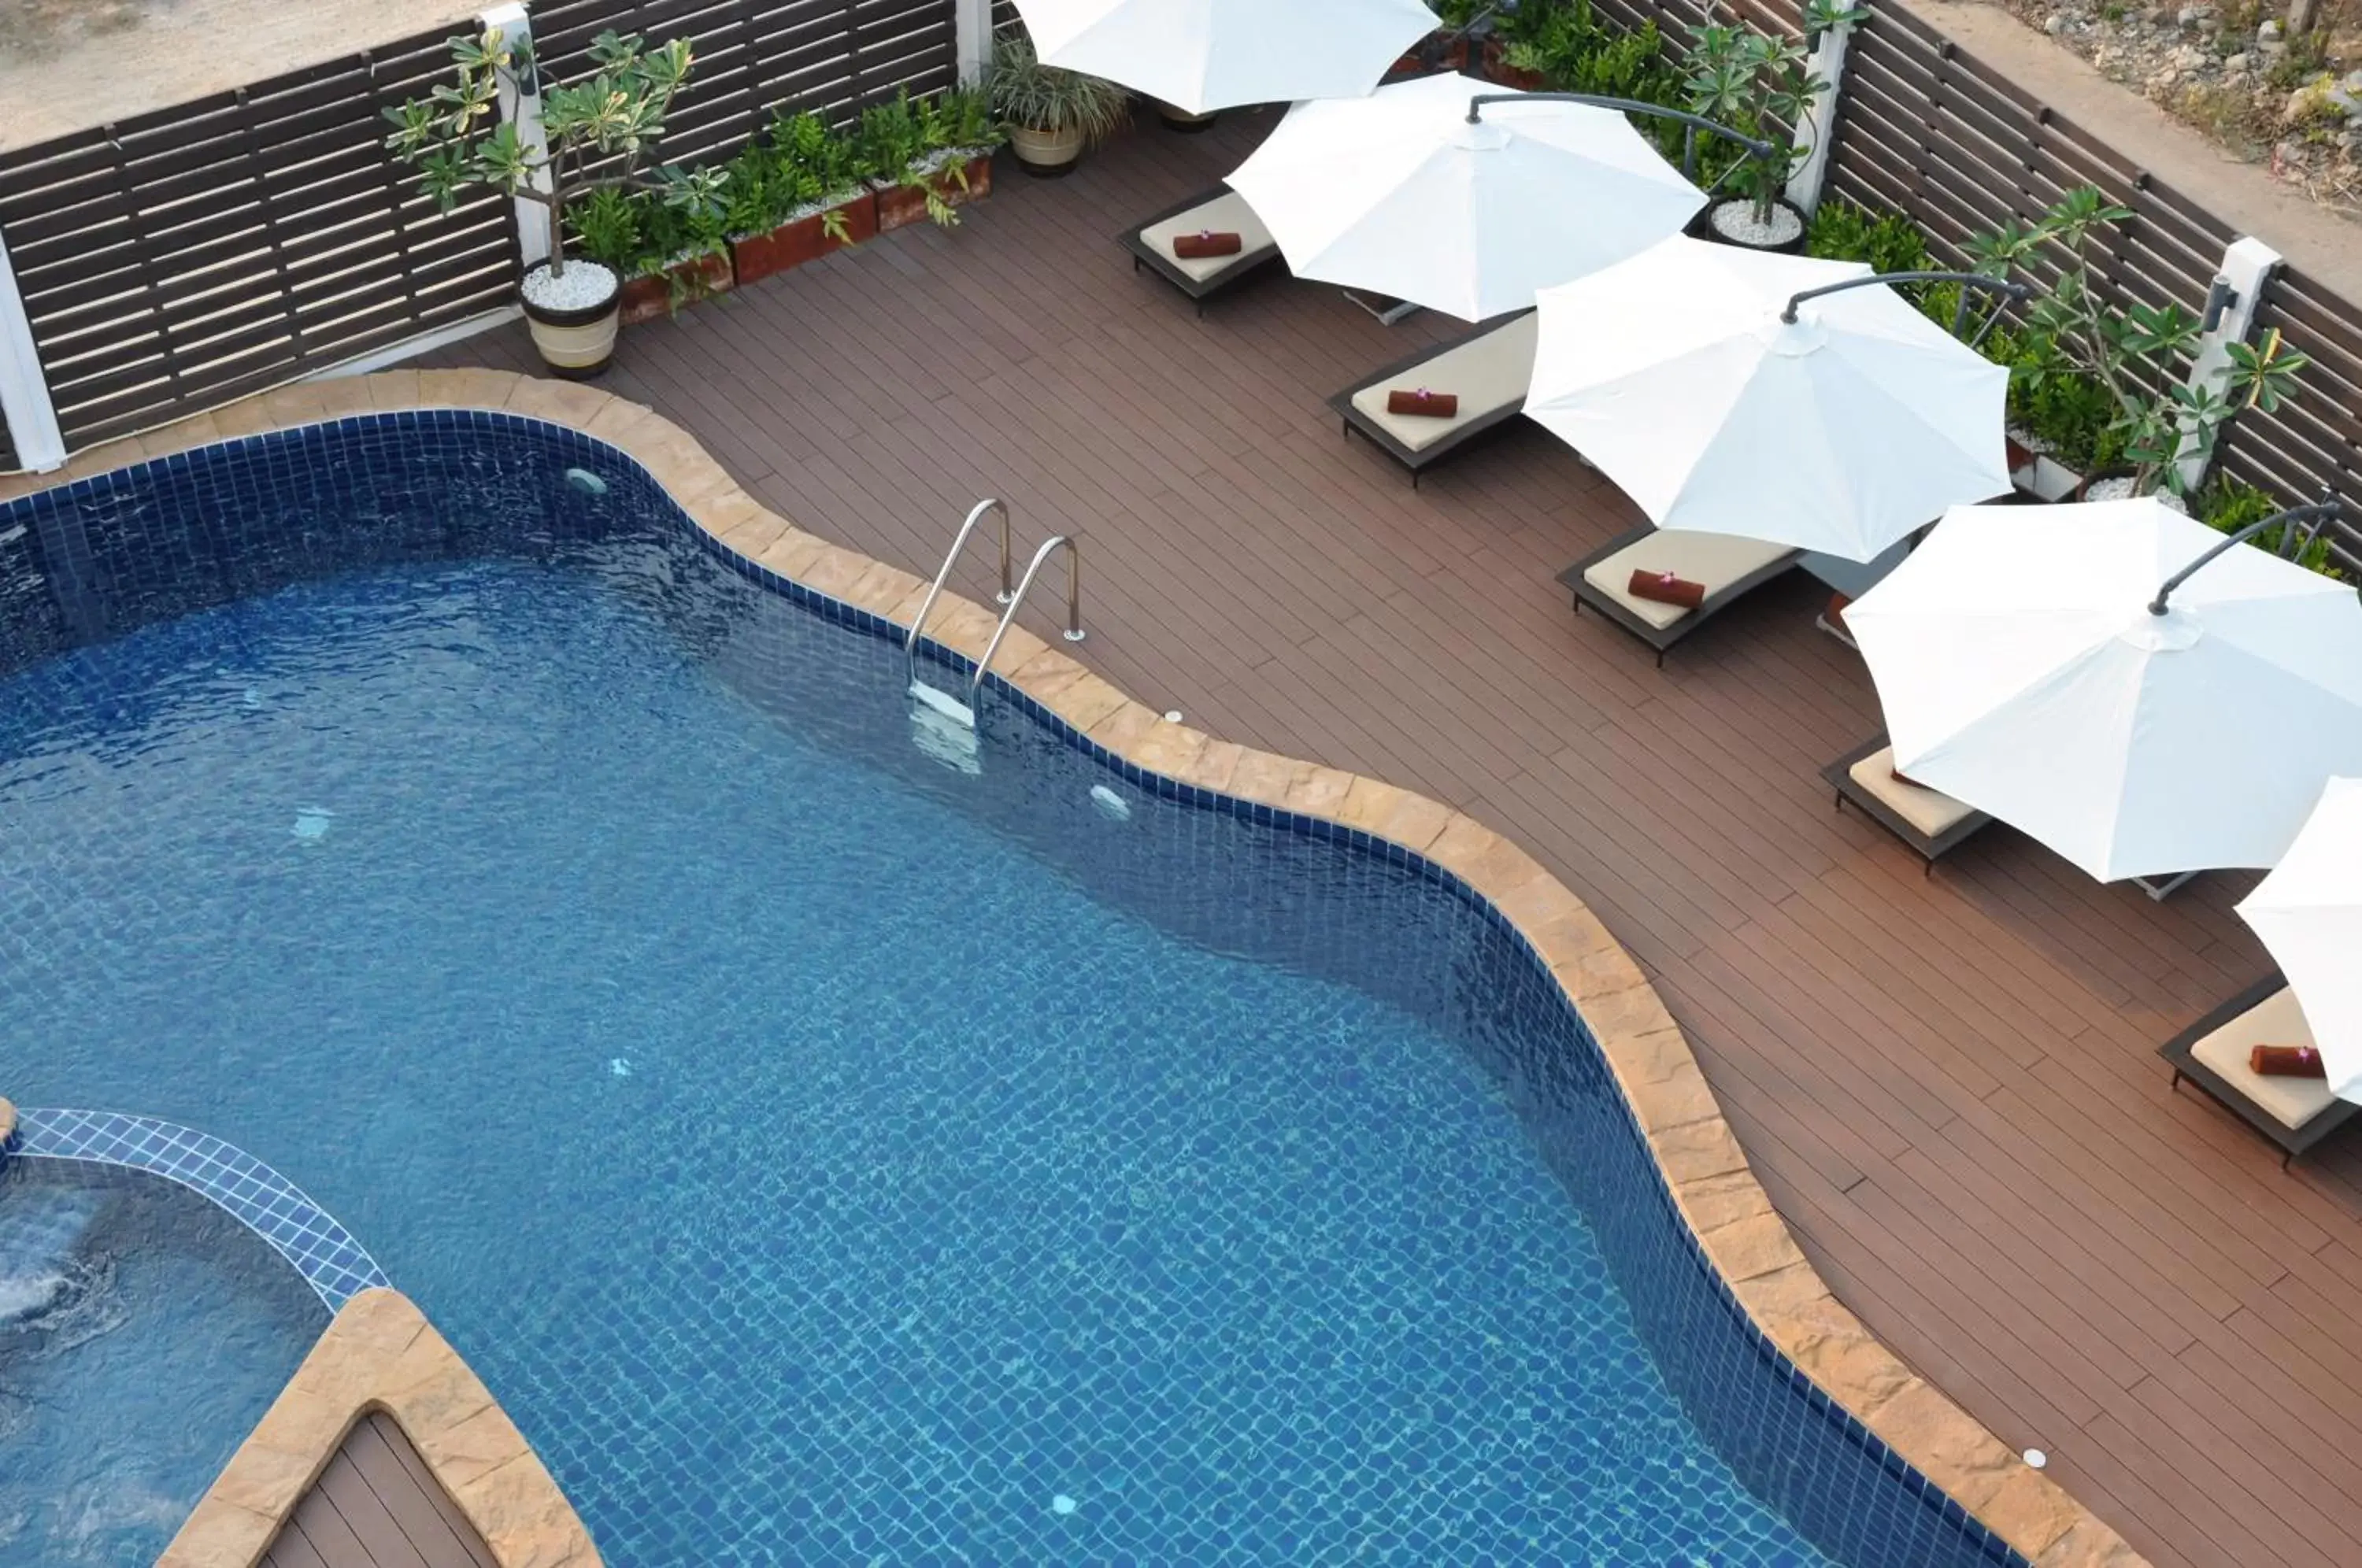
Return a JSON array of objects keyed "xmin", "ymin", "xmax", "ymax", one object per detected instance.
[
  {"xmin": 260, "ymin": 1413, "xmax": 495, "ymax": 1568},
  {"xmin": 434, "ymin": 113, "xmax": 2362, "ymax": 1568}
]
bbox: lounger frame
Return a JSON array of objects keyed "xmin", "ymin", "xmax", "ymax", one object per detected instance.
[
  {"xmin": 2161, "ymin": 974, "xmax": 2360, "ymax": 1167},
  {"xmin": 1823, "ymin": 733, "xmax": 1995, "ymax": 873},
  {"xmin": 1327, "ymin": 311, "xmax": 1535, "ymax": 486},
  {"xmin": 1557, "ymin": 523, "xmax": 1802, "ymax": 665},
  {"xmin": 1120, "ymin": 188, "xmax": 1283, "ymax": 316}
]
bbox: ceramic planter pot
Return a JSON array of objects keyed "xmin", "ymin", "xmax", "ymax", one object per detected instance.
[
  {"xmin": 1007, "ymin": 123, "xmax": 1085, "ymax": 176},
  {"xmin": 519, "ymin": 262, "xmax": 620, "ymax": 381},
  {"xmin": 617, "ymin": 250, "xmax": 735, "ymax": 326},
  {"xmin": 1153, "ymin": 102, "xmax": 1219, "ymax": 132},
  {"xmin": 729, "ymin": 190, "xmax": 879, "ymax": 285},
  {"xmin": 1695, "ymin": 196, "xmax": 1810, "ymax": 256},
  {"xmin": 873, "ymin": 151, "xmax": 994, "ymax": 232}
]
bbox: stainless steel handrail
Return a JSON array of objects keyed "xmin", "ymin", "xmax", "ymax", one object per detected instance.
[
  {"xmin": 904, "ymin": 497, "xmax": 1013, "ymax": 693},
  {"xmin": 968, "ymin": 534, "xmax": 1083, "ymax": 723}
]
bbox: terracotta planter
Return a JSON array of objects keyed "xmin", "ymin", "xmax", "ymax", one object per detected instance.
[
  {"xmin": 617, "ymin": 250, "xmax": 735, "ymax": 326},
  {"xmin": 872, "ymin": 151, "xmax": 994, "ymax": 232},
  {"xmin": 1007, "ymin": 123, "xmax": 1085, "ymax": 176},
  {"xmin": 728, "ymin": 190, "xmax": 879, "ymax": 285},
  {"xmin": 1480, "ymin": 37, "xmax": 1546, "ymax": 89},
  {"xmin": 1389, "ymin": 31, "xmax": 1472, "ymax": 77},
  {"xmin": 519, "ymin": 263, "xmax": 620, "ymax": 381}
]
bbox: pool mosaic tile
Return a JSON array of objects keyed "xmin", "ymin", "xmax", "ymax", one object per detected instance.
[
  {"xmin": 0, "ymin": 409, "xmax": 2027, "ymax": 1567},
  {"xmin": 9, "ymin": 1108, "xmax": 388, "ymax": 1310}
]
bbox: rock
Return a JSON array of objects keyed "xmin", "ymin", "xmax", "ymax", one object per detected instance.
[
  {"xmin": 2175, "ymin": 4, "xmax": 2212, "ymax": 27},
  {"xmin": 2223, "ymin": 51, "xmax": 2250, "ymax": 75},
  {"xmin": 2257, "ymin": 17, "xmax": 2282, "ymax": 43},
  {"xmin": 2045, "ymin": 13, "xmax": 2069, "ymax": 33}
]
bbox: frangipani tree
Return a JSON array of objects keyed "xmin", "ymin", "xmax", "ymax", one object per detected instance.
[
  {"xmin": 1683, "ymin": 0, "xmax": 1864, "ymax": 226},
  {"xmin": 1971, "ymin": 187, "xmax": 2308, "ymax": 497},
  {"xmin": 384, "ymin": 28, "xmax": 726, "ymax": 281}
]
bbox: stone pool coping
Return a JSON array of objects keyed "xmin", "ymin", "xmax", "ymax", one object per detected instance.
[
  {"xmin": 1, "ymin": 370, "xmax": 2142, "ymax": 1568},
  {"xmin": 157, "ymin": 1288, "xmax": 599, "ymax": 1568}
]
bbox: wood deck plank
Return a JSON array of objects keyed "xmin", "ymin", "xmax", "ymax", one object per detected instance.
[{"xmin": 424, "ymin": 114, "xmax": 2362, "ymax": 1568}]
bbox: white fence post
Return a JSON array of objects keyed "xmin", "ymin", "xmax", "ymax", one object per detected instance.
[
  {"xmin": 0, "ymin": 227, "xmax": 66, "ymax": 473},
  {"xmin": 480, "ymin": 2, "xmax": 553, "ymax": 272},
  {"xmin": 2175, "ymin": 235, "xmax": 2282, "ymax": 494},
  {"xmin": 955, "ymin": 0, "xmax": 995, "ymax": 86},
  {"xmin": 1786, "ymin": 19, "xmax": 1853, "ymax": 217}
]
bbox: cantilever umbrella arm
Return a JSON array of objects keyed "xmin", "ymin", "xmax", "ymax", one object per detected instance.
[
  {"xmin": 1464, "ymin": 91, "xmax": 1770, "ymax": 184},
  {"xmin": 1779, "ymin": 271, "xmax": 2031, "ymax": 348},
  {"xmin": 2149, "ymin": 491, "xmax": 2345, "ymax": 615}
]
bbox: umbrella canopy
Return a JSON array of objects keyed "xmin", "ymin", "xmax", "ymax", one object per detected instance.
[
  {"xmin": 1525, "ymin": 237, "xmax": 2012, "ymax": 560},
  {"xmin": 1016, "ymin": 0, "xmax": 1438, "ymax": 115},
  {"xmin": 1223, "ymin": 73, "xmax": 1704, "ymax": 321},
  {"xmin": 1846, "ymin": 498, "xmax": 2362, "ymax": 882},
  {"xmin": 2238, "ymin": 778, "xmax": 2362, "ymax": 1099}
]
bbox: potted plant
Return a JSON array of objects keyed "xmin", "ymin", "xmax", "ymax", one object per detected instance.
[
  {"xmin": 989, "ymin": 32, "xmax": 1131, "ymax": 176},
  {"xmin": 1683, "ymin": 0, "xmax": 1863, "ymax": 254},
  {"xmin": 858, "ymin": 89, "xmax": 1002, "ymax": 232},
  {"xmin": 1970, "ymin": 186, "xmax": 2309, "ymax": 503},
  {"xmin": 726, "ymin": 110, "xmax": 879, "ymax": 284},
  {"xmin": 385, "ymin": 27, "xmax": 727, "ymax": 378}
]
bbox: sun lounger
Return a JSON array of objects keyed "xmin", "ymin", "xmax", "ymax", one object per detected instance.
[
  {"xmin": 2162, "ymin": 976, "xmax": 2359, "ymax": 1167},
  {"xmin": 1558, "ymin": 524, "xmax": 1802, "ymax": 664},
  {"xmin": 1329, "ymin": 311, "xmax": 1539, "ymax": 486},
  {"xmin": 1123, "ymin": 188, "xmax": 1282, "ymax": 315},
  {"xmin": 1823, "ymin": 735, "xmax": 1994, "ymax": 873}
]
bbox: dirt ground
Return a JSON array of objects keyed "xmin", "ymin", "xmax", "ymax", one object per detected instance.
[{"xmin": 0, "ymin": 0, "xmax": 479, "ymax": 152}]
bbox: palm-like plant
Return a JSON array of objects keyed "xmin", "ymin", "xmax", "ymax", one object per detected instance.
[
  {"xmin": 1971, "ymin": 187, "xmax": 2309, "ymax": 497},
  {"xmin": 384, "ymin": 28, "xmax": 726, "ymax": 281}
]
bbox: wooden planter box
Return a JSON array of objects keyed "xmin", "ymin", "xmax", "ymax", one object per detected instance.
[
  {"xmin": 618, "ymin": 250, "xmax": 734, "ymax": 326},
  {"xmin": 728, "ymin": 190, "xmax": 879, "ymax": 286},
  {"xmin": 873, "ymin": 150, "xmax": 994, "ymax": 233}
]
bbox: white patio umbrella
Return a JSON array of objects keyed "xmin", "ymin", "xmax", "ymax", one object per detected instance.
[
  {"xmin": 2238, "ymin": 778, "xmax": 2362, "ymax": 1100},
  {"xmin": 1223, "ymin": 72, "xmax": 1705, "ymax": 321},
  {"xmin": 1846, "ymin": 497, "xmax": 2362, "ymax": 882},
  {"xmin": 1015, "ymin": 0, "xmax": 1438, "ymax": 115},
  {"xmin": 1524, "ymin": 237, "xmax": 2012, "ymax": 561}
]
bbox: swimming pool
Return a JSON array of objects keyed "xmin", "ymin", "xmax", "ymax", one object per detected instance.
[{"xmin": 0, "ymin": 414, "xmax": 2019, "ymax": 1566}]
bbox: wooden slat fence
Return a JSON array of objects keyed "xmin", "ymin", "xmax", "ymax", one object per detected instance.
[
  {"xmin": 0, "ymin": 27, "xmax": 519, "ymax": 451},
  {"xmin": 1813, "ymin": 1, "xmax": 2362, "ymax": 559},
  {"xmin": 528, "ymin": 0, "xmax": 960, "ymax": 168}
]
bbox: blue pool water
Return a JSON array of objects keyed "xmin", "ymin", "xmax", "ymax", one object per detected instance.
[
  {"xmin": 0, "ymin": 1161, "xmax": 323, "ymax": 1563},
  {"xmin": 0, "ymin": 416, "xmax": 2015, "ymax": 1567}
]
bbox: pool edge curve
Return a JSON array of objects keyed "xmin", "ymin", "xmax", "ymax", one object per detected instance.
[{"xmin": 2, "ymin": 368, "xmax": 2137, "ymax": 1568}]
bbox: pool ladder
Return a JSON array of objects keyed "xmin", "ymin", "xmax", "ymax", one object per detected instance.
[{"xmin": 904, "ymin": 497, "xmax": 1084, "ymax": 731}]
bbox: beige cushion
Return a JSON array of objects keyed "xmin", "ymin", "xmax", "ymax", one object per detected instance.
[
  {"xmin": 1347, "ymin": 312, "xmax": 1542, "ymax": 454},
  {"xmin": 1847, "ymin": 745, "xmax": 1981, "ymax": 839},
  {"xmin": 2190, "ymin": 988, "xmax": 2335, "ymax": 1130},
  {"xmin": 1140, "ymin": 192, "xmax": 1275, "ymax": 283},
  {"xmin": 1581, "ymin": 529, "xmax": 1798, "ymax": 630}
]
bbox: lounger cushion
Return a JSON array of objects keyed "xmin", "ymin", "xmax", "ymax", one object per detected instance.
[
  {"xmin": 1349, "ymin": 312, "xmax": 1541, "ymax": 454},
  {"xmin": 1142, "ymin": 192, "xmax": 1275, "ymax": 283},
  {"xmin": 2190, "ymin": 987, "xmax": 2337, "ymax": 1130},
  {"xmin": 1847, "ymin": 745, "xmax": 1981, "ymax": 839},
  {"xmin": 1582, "ymin": 528, "xmax": 1797, "ymax": 630}
]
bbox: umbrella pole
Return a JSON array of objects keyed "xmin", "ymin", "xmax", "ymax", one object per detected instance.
[
  {"xmin": 2147, "ymin": 492, "xmax": 2344, "ymax": 616},
  {"xmin": 1775, "ymin": 271, "xmax": 2031, "ymax": 349}
]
